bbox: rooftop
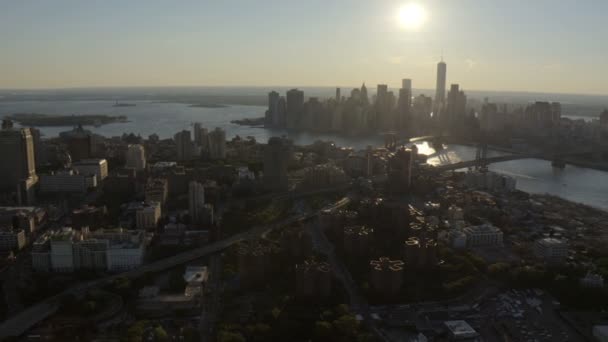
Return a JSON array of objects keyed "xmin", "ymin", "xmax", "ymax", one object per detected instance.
[
  {"xmin": 444, "ymin": 320, "xmax": 478, "ymax": 338},
  {"xmin": 537, "ymin": 237, "xmax": 566, "ymax": 245}
]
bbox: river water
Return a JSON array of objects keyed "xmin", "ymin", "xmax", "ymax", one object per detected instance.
[{"xmin": 1, "ymin": 100, "xmax": 607, "ymax": 211}]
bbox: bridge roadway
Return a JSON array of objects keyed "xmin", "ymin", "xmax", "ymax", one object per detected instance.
[
  {"xmin": 431, "ymin": 154, "xmax": 535, "ymax": 172},
  {"xmin": 0, "ymin": 194, "xmax": 351, "ymax": 339},
  {"xmin": 431, "ymin": 146, "xmax": 597, "ymax": 173}
]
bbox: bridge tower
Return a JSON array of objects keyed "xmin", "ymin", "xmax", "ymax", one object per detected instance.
[
  {"xmin": 384, "ymin": 132, "xmax": 397, "ymax": 151},
  {"xmin": 475, "ymin": 141, "xmax": 489, "ymax": 173}
]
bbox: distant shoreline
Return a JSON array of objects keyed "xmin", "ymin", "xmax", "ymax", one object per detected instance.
[{"xmin": 6, "ymin": 113, "xmax": 129, "ymax": 127}]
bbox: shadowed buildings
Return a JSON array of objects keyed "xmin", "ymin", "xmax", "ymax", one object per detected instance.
[
  {"xmin": 0, "ymin": 120, "xmax": 38, "ymax": 204},
  {"xmin": 263, "ymin": 137, "xmax": 291, "ymax": 192},
  {"xmin": 286, "ymin": 89, "xmax": 304, "ymax": 129},
  {"xmin": 370, "ymin": 257, "xmax": 404, "ymax": 296},
  {"xmin": 295, "ymin": 258, "xmax": 332, "ymax": 298},
  {"xmin": 237, "ymin": 239, "xmax": 280, "ymax": 288},
  {"xmin": 174, "ymin": 130, "xmax": 194, "ymax": 161},
  {"xmin": 344, "ymin": 225, "xmax": 373, "ymax": 257},
  {"xmin": 208, "ymin": 127, "xmax": 226, "ymax": 160},
  {"xmin": 126, "ymin": 144, "xmax": 146, "ymax": 171},
  {"xmin": 446, "ymin": 84, "xmax": 467, "ymax": 124},
  {"xmin": 398, "ymin": 79, "xmax": 413, "ymax": 131},
  {"xmin": 388, "ymin": 148, "xmax": 414, "ymax": 193},
  {"xmin": 188, "ymin": 181, "xmax": 206, "ymax": 224},
  {"xmin": 403, "ymin": 237, "xmax": 438, "ymax": 269},
  {"xmin": 60, "ymin": 124, "xmax": 93, "ymax": 161}
]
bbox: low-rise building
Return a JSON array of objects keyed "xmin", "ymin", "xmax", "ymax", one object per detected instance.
[
  {"xmin": 72, "ymin": 158, "xmax": 108, "ymax": 181},
  {"xmin": 32, "ymin": 227, "xmax": 146, "ymax": 273},
  {"xmin": 32, "ymin": 233, "xmax": 52, "ymax": 272},
  {"xmin": 464, "ymin": 170, "xmax": 516, "ymax": 192},
  {"xmin": 50, "ymin": 228, "xmax": 78, "ymax": 272},
  {"xmin": 136, "ymin": 202, "xmax": 161, "ymax": 229},
  {"xmin": 40, "ymin": 170, "xmax": 96, "ymax": 193},
  {"xmin": 444, "ymin": 320, "xmax": 478, "ymax": 340},
  {"xmin": 580, "ymin": 272, "xmax": 604, "ymax": 288},
  {"xmin": 593, "ymin": 325, "xmax": 608, "ymax": 342},
  {"xmin": 184, "ymin": 265, "xmax": 209, "ymax": 297},
  {"xmin": 0, "ymin": 228, "xmax": 26, "ymax": 252},
  {"xmin": 534, "ymin": 237, "xmax": 568, "ymax": 264},
  {"xmin": 448, "ymin": 230, "xmax": 467, "ymax": 249},
  {"xmin": 145, "ymin": 178, "xmax": 168, "ymax": 207},
  {"xmin": 463, "ymin": 223, "xmax": 503, "ymax": 247}
]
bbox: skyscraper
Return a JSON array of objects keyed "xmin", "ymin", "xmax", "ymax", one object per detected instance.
[
  {"xmin": 125, "ymin": 144, "xmax": 146, "ymax": 171},
  {"xmin": 286, "ymin": 89, "xmax": 304, "ymax": 130},
  {"xmin": 277, "ymin": 97, "xmax": 287, "ymax": 127},
  {"xmin": 0, "ymin": 119, "xmax": 38, "ymax": 204},
  {"xmin": 446, "ymin": 84, "xmax": 467, "ymax": 122},
  {"xmin": 174, "ymin": 130, "xmax": 193, "ymax": 161},
  {"xmin": 208, "ymin": 127, "xmax": 226, "ymax": 160},
  {"xmin": 435, "ymin": 59, "xmax": 447, "ymax": 110},
  {"xmin": 263, "ymin": 137, "xmax": 291, "ymax": 192},
  {"xmin": 360, "ymin": 83, "xmax": 369, "ymax": 105},
  {"xmin": 376, "ymin": 84, "xmax": 392, "ymax": 129},
  {"xmin": 267, "ymin": 91, "xmax": 280, "ymax": 127},
  {"xmin": 376, "ymin": 84, "xmax": 388, "ymax": 101},
  {"xmin": 188, "ymin": 181, "xmax": 205, "ymax": 224},
  {"xmin": 335, "ymin": 87, "xmax": 341, "ymax": 102},
  {"xmin": 193, "ymin": 123, "xmax": 209, "ymax": 153},
  {"xmin": 398, "ymin": 79, "xmax": 413, "ymax": 131}
]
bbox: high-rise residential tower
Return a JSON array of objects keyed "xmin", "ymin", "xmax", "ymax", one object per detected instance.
[
  {"xmin": 266, "ymin": 91, "xmax": 281, "ymax": 127},
  {"xmin": 174, "ymin": 130, "xmax": 193, "ymax": 161},
  {"xmin": 208, "ymin": 127, "xmax": 226, "ymax": 160},
  {"xmin": 188, "ymin": 181, "xmax": 205, "ymax": 224},
  {"xmin": 263, "ymin": 137, "xmax": 291, "ymax": 192},
  {"xmin": 126, "ymin": 144, "xmax": 146, "ymax": 171},
  {"xmin": 286, "ymin": 89, "xmax": 304, "ymax": 130}
]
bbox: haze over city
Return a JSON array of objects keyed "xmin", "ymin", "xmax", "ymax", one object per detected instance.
[
  {"xmin": 3, "ymin": 2, "xmax": 608, "ymax": 342},
  {"xmin": 2, "ymin": 0, "xmax": 608, "ymax": 94}
]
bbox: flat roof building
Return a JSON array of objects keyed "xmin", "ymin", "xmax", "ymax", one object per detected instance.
[
  {"xmin": 444, "ymin": 320, "xmax": 478, "ymax": 340},
  {"xmin": 73, "ymin": 158, "xmax": 108, "ymax": 181},
  {"xmin": 535, "ymin": 237, "xmax": 568, "ymax": 264},
  {"xmin": 463, "ymin": 223, "xmax": 503, "ymax": 247}
]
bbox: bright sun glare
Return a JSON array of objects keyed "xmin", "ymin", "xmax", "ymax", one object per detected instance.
[{"xmin": 398, "ymin": 3, "xmax": 427, "ymax": 30}]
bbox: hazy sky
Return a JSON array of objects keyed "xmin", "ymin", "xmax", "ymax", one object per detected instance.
[{"xmin": 1, "ymin": 0, "xmax": 607, "ymax": 94}]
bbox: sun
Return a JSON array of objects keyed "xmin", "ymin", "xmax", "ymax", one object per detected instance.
[{"xmin": 398, "ymin": 3, "xmax": 428, "ymax": 30}]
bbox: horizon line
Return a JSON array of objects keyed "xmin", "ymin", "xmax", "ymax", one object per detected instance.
[{"xmin": 1, "ymin": 84, "xmax": 608, "ymax": 98}]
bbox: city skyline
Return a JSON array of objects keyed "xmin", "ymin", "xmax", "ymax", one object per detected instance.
[{"xmin": 1, "ymin": 1, "xmax": 608, "ymax": 95}]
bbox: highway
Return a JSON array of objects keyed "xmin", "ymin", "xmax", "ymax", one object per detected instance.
[{"xmin": 0, "ymin": 195, "xmax": 351, "ymax": 339}]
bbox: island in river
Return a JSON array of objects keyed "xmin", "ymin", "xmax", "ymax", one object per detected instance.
[
  {"xmin": 230, "ymin": 117, "xmax": 266, "ymax": 127},
  {"xmin": 112, "ymin": 102, "xmax": 136, "ymax": 107},
  {"xmin": 6, "ymin": 113, "xmax": 129, "ymax": 127}
]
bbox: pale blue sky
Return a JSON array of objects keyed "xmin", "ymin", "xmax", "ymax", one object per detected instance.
[{"xmin": 1, "ymin": 0, "xmax": 607, "ymax": 94}]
